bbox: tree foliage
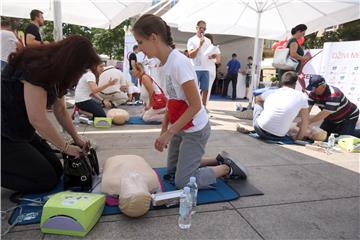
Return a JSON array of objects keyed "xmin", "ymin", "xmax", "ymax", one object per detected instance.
[
  {"xmin": 303, "ymin": 19, "xmax": 360, "ymax": 49},
  {"xmin": 3, "ymin": 16, "xmax": 130, "ymax": 60}
]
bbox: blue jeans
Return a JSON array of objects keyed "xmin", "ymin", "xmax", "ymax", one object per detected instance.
[
  {"xmin": 196, "ymin": 70, "xmax": 209, "ymax": 91},
  {"xmin": 76, "ymin": 99, "xmax": 106, "ymax": 119},
  {"xmin": 129, "ymin": 69, "xmax": 138, "ymax": 87},
  {"xmin": 253, "ymin": 104, "xmax": 286, "ymax": 141}
]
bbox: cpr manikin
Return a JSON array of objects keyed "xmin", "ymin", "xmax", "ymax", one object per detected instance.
[{"xmin": 101, "ymin": 155, "xmax": 161, "ymax": 217}]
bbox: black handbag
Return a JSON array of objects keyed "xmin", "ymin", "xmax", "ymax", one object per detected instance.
[{"xmin": 62, "ymin": 147, "xmax": 100, "ymax": 192}]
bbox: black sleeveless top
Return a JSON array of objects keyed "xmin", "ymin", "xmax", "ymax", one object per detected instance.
[
  {"xmin": 1, "ymin": 64, "xmax": 57, "ymax": 142},
  {"xmin": 286, "ymin": 38, "xmax": 304, "ymax": 72}
]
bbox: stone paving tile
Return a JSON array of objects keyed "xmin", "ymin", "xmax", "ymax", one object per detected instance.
[
  {"xmin": 1, "ymin": 229, "xmax": 43, "ymax": 240},
  {"xmin": 231, "ymin": 164, "xmax": 357, "ymax": 208},
  {"xmin": 239, "ymin": 197, "xmax": 360, "ymax": 240},
  {"xmin": 44, "ymin": 210, "xmax": 262, "ymax": 240},
  {"xmin": 98, "ymin": 202, "xmax": 233, "ymax": 223},
  {"xmin": 301, "ymin": 163, "xmax": 360, "ymax": 194}
]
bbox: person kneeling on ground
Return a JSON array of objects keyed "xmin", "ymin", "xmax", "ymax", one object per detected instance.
[
  {"xmin": 75, "ymin": 63, "xmax": 116, "ymax": 119},
  {"xmin": 306, "ymin": 75, "xmax": 359, "ymax": 138},
  {"xmin": 133, "ymin": 62, "xmax": 166, "ymax": 123},
  {"xmin": 252, "ymin": 71, "xmax": 309, "ymax": 141},
  {"xmin": 133, "ymin": 14, "xmax": 246, "ymax": 190},
  {"xmin": 98, "ymin": 61, "xmax": 128, "ymax": 107},
  {"xmin": 1, "ymin": 35, "xmax": 100, "ymax": 193}
]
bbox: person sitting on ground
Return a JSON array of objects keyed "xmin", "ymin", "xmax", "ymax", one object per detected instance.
[
  {"xmin": 133, "ymin": 62, "xmax": 166, "ymax": 123},
  {"xmin": 250, "ymin": 71, "xmax": 309, "ymax": 141},
  {"xmin": 1, "ymin": 35, "xmax": 100, "ymax": 193},
  {"xmin": 74, "ymin": 63, "xmax": 116, "ymax": 119},
  {"xmin": 98, "ymin": 61, "xmax": 128, "ymax": 107},
  {"xmin": 306, "ymin": 75, "xmax": 359, "ymax": 138}
]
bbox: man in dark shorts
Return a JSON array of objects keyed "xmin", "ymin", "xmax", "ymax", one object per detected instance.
[{"xmin": 307, "ymin": 75, "xmax": 359, "ymax": 138}]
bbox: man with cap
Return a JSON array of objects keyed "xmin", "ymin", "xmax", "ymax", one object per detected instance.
[{"xmin": 307, "ymin": 75, "xmax": 359, "ymax": 138}]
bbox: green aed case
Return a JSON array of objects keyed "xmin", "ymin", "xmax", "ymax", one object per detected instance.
[{"xmin": 40, "ymin": 191, "xmax": 105, "ymax": 237}]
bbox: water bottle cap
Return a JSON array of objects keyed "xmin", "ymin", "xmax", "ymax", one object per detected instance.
[
  {"xmin": 183, "ymin": 187, "xmax": 190, "ymax": 193},
  {"xmin": 190, "ymin": 176, "xmax": 196, "ymax": 183}
]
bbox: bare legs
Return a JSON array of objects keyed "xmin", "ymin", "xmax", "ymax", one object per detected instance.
[{"xmin": 200, "ymin": 156, "xmax": 230, "ymax": 178}]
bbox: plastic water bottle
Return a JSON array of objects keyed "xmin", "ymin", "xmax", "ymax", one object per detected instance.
[
  {"xmin": 186, "ymin": 177, "xmax": 198, "ymax": 213},
  {"xmin": 327, "ymin": 133, "xmax": 336, "ymax": 154},
  {"xmin": 73, "ymin": 110, "xmax": 80, "ymax": 127},
  {"xmin": 178, "ymin": 187, "xmax": 192, "ymax": 229}
]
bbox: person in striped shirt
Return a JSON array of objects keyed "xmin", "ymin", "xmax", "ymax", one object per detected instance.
[{"xmin": 306, "ymin": 75, "xmax": 359, "ymax": 138}]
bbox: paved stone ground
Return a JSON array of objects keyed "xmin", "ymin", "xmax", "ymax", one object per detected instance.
[{"xmin": 1, "ymin": 99, "xmax": 359, "ymax": 240}]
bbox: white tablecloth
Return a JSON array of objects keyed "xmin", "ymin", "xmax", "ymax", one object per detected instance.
[{"xmin": 227, "ymin": 74, "xmax": 246, "ymax": 98}]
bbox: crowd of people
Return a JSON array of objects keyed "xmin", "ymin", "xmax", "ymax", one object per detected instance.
[{"xmin": 1, "ymin": 10, "xmax": 359, "ymax": 196}]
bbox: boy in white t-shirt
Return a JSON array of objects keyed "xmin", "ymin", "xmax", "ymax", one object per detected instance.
[
  {"xmin": 133, "ymin": 14, "xmax": 247, "ymax": 189},
  {"xmin": 254, "ymin": 71, "xmax": 309, "ymax": 140}
]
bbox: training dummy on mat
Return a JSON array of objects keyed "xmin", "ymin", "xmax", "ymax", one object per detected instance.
[{"xmin": 101, "ymin": 155, "xmax": 162, "ymax": 217}]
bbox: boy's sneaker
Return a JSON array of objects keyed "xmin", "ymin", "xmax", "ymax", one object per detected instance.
[{"xmin": 223, "ymin": 157, "xmax": 248, "ymax": 179}]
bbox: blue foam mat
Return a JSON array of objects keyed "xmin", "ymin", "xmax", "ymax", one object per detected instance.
[
  {"xmin": 248, "ymin": 132, "xmax": 313, "ymax": 145},
  {"xmin": 9, "ymin": 168, "xmax": 239, "ymax": 225},
  {"xmin": 127, "ymin": 116, "xmax": 161, "ymax": 125}
]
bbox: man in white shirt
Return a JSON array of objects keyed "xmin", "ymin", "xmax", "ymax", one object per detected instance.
[
  {"xmin": 98, "ymin": 62, "xmax": 128, "ymax": 107},
  {"xmin": 1, "ymin": 20, "xmax": 23, "ymax": 71},
  {"xmin": 254, "ymin": 71, "xmax": 309, "ymax": 140},
  {"xmin": 187, "ymin": 20, "xmax": 212, "ymax": 107}
]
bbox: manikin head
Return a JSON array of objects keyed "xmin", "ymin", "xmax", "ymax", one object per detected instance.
[{"xmin": 118, "ymin": 172, "xmax": 151, "ymax": 217}]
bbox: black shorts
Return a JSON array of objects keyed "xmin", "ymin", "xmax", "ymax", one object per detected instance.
[{"xmin": 246, "ymin": 75, "xmax": 251, "ymax": 88}]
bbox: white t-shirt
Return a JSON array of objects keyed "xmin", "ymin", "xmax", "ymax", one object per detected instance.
[
  {"xmin": 257, "ymin": 87, "xmax": 309, "ymax": 137},
  {"xmin": 1, "ymin": 30, "xmax": 18, "ymax": 62},
  {"xmin": 187, "ymin": 35, "xmax": 212, "ymax": 71},
  {"xmin": 75, "ymin": 70, "xmax": 96, "ymax": 103},
  {"xmin": 158, "ymin": 49, "xmax": 208, "ymax": 133},
  {"xmin": 98, "ymin": 66, "xmax": 127, "ymax": 94}
]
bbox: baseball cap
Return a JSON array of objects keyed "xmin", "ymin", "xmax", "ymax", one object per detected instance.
[{"xmin": 306, "ymin": 75, "xmax": 326, "ymax": 90}]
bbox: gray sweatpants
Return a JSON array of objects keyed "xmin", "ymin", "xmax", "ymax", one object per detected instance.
[{"xmin": 167, "ymin": 122, "xmax": 216, "ymax": 189}]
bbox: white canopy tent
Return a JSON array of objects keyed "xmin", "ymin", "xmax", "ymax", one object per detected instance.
[
  {"xmin": 1, "ymin": 0, "xmax": 153, "ymax": 29},
  {"xmin": 162, "ymin": 0, "xmax": 360, "ymax": 105}
]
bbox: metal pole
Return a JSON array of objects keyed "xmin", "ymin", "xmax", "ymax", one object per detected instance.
[
  {"xmin": 247, "ymin": 10, "xmax": 261, "ymax": 107},
  {"xmin": 53, "ymin": 0, "xmax": 63, "ymax": 41}
]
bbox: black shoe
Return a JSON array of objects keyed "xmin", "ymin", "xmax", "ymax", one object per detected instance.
[
  {"xmin": 216, "ymin": 150, "xmax": 229, "ymax": 165},
  {"xmin": 223, "ymin": 157, "xmax": 247, "ymax": 179}
]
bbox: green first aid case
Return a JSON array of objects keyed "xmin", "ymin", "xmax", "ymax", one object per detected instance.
[{"xmin": 40, "ymin": 191, "xmax": 105, "ymax": 237}]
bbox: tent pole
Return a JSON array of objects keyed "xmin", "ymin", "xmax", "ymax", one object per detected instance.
[
  {"xmin": 53, "ymin": 0, "xmax": 63, "ymax": 41},
  {"xmin": 248, "ymin": 10, "xmax": 261, "ymax": 108}
]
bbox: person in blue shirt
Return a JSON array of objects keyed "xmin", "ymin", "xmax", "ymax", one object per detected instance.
[{"xmin": 222, "ymin": 53, "xmax": 241, "ymax": 100}]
